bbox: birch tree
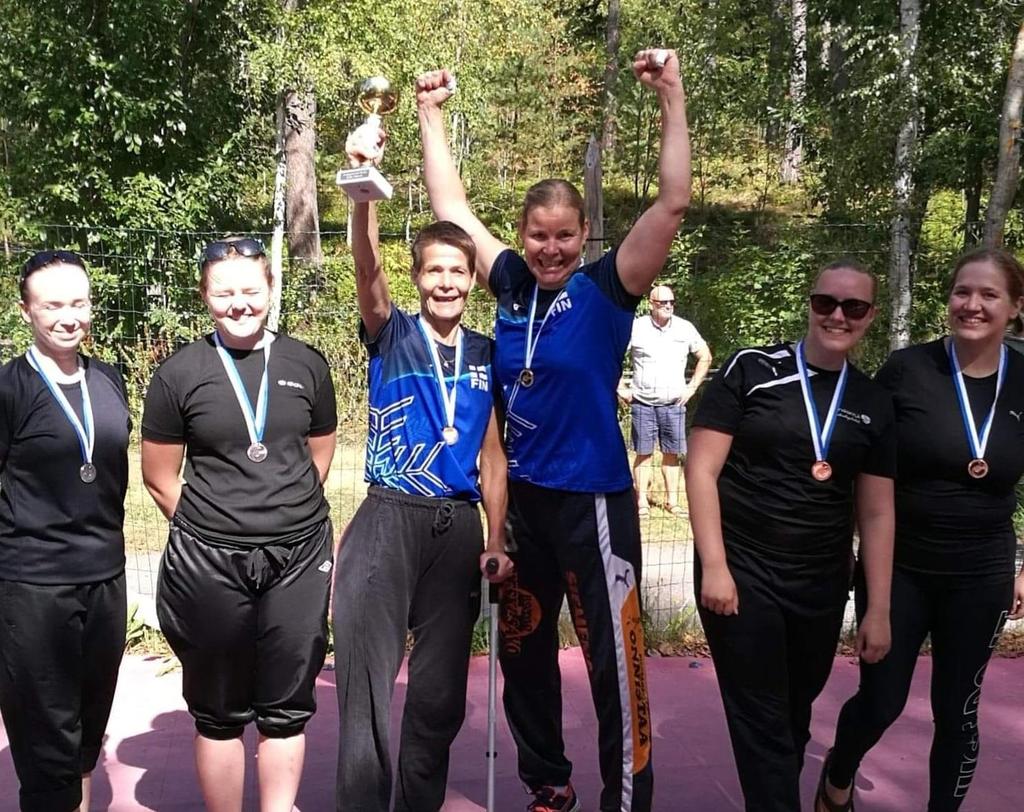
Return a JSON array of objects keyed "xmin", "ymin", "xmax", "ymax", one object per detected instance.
[{"xmin": 984, "ymin": 19, "xmax": 1024, "ymax": 249}]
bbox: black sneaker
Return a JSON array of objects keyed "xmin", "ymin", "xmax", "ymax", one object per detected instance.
[{"xmin": 527, "ymin": 783, "xmax": 581, "ymax": 812}]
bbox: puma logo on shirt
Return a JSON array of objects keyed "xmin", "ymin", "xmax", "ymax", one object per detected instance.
[{"xmin": 1010, "ymin": 410, "xmax": 1023, "ymax": 422}]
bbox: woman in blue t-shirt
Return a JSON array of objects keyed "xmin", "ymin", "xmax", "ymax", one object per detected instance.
[{"xmin": 416, "ymin": 49, "xmax": 689, "ymax": 812}]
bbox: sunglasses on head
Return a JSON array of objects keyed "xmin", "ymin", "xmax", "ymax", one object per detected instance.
[
  {"xmin": 809, "ymin": 294, "xmax": 873, "ymax": 320},
  {"xmin": 199, "ymin": 238, "xmax": 266, "ymax": 268}
]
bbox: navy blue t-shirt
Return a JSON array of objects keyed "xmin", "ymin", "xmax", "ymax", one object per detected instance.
[
  {"xmin": 364, "ymin": 308, "xmax": 494, "ymax": 502},
  {"xmin": 491, "ymin": 248, "xmax": 639, "ymax": 492}
]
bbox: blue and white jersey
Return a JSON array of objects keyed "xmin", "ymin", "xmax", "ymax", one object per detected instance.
[
  {"xmin": 491, "ymin": 248, "xmax": 639, "ymax": 492},
  {"xmin": 364, "ymin": 308, "xmax": 493, "ymax": 501}
]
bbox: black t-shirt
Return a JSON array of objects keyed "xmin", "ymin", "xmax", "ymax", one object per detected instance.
[
  {"xmin": 877, "ymin": 339, "xmax": 1024, "ymax": 577},
  {"xmin": 694, "ymin": 343, "xmax": 896, "ymax": 562},
  {"xmin": 0, "ymin": 354, "xmax": 131, "ymax": 584},
  {"xmin": 142, "ymin": 333, "xmax": 337, "ymax": 545}
]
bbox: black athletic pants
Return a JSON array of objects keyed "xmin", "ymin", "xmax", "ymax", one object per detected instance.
[
  {"xmin": 828, "ymin": 565, "xmax": 1013, "ymax": 811},
  {"xmin": 0, "ymin": 573, "xmax": 126, "ymax": 812},
  {"xmin": 499, "ymin": 481, "xmax": 653, "ymax": 812},
  {"xmin": 157, "ymin": 518, "xmax": 333, "ymax": 740},
  {"xmin": 333, "ymin": 487, "xmax": 484, "ymax": 812},
  {"xmin": 696, "ymin": 546, "xmax": 848, "ymax": 812}
]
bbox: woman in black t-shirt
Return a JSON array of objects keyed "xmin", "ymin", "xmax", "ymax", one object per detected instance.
[
  {"xmin": 686, "ymin": 259, "xmax": 896, "ymax": 812},
  {"xmin": 817, "ymin": 248, "xmax": 1024, "ymax": 812},
  {"xmin": 141, "ymin": 238, "xmax": 337, "ymax": 812},
  {"xmin": 0, "ymin": 251, "xmax": 130, "ymax": 812}
]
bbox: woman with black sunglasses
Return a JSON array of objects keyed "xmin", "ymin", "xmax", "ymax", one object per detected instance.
[
  {"xmin": 816, "ymin": 248, "xmax": 1024, "ymax": 812},
  {"xmin": 0, "ymin": 250, "xmax": 131, "ymax": 811},
  {"xmin": 141, "ymin": 237, "xmax": 337, "ymax": 812},
  {"xmin": 685, "ymin": 258, "xmax": 896, "ymax": 811}
]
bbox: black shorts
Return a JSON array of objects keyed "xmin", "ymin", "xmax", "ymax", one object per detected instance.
[
  {"xmin": 156, "ymin": 518, "xmax": 333, "ymax": 739},
  {"xmin": 0, "ymin": 574, "xmax": 126, "ymax": 812}
]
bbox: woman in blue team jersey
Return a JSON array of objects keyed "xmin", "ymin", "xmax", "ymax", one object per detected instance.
[{"xmin": 416, "ymin": 49, "xmax": 690, "ymax": 812}]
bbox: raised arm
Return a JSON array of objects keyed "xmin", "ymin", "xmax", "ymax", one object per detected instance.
[
  {"xmin": 854, "ymin": 473, "xmax": 894, "ymax": 663},
  {"xmin": 685, "ymin": 427, "xmax": 738, "ymax": 615},
  {"xmin": 617, "ymin": 49, "xmax": 692, "ymax": 296},
  {"xmin": 346, "ymin": 127, "xmax": 392, "ymax": 338},
  {"xmin": 416, "ymin": 69, "xmax": 508, "ymax": 292}
]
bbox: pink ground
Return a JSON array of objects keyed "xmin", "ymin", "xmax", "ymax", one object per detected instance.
[{"xmin": 1, "ymin": 651, "xmax": 1022, "ymax": 811}]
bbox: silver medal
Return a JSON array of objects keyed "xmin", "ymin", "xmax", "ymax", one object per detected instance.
[
  {"xmin": 247, "ymin": 442, "xmax": 268, "ymax": 463},
  {"xmin": 79, "ymin": 463, "xmax": 97, "ymax": 483}
]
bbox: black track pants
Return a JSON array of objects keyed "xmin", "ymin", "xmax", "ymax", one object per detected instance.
[
  {"xmin": 828, "ymin": 565, "xmax": 1013, "ymax": 811},
  {"xmin": 499, "ymin": 481, "xmax": 653, "ymax": 812},
  {"xmin": 696, "ymin": 549, "xmax": 848, "ymax": 812},
  {"xmin": 333, "ymin": 487, "xmax": 483, "ymax": 812},
  {"xmin": 0, "ymin": 574, "xmax": 126, "ymax": 812}
]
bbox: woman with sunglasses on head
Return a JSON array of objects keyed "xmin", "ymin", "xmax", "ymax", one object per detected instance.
[
  {"xmin": 416, "ymin": 49, "xmax": 689, "ymax": 812},
  {"xmin": 816, "ymin": 248, "xmax": 1024, "ymax": 812},
  {"xmin": 0, "ymin": 251, "xmax": 131, "ymax": 812},
  {"xmin": 686, "ymin": 259, "xmax": 896, "ymax": 812},
  {"xmin": 141, "ymin": 237, "xmax": 337, "ymax": 812}
]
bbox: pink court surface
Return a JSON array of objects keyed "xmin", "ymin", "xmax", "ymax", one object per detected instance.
[{"xmin": 1, "ymin": 650, "xmax": 1022, "ymax": 811}]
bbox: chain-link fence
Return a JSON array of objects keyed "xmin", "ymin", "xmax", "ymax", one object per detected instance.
[{"xmin": 3, "ymin": 220, "xmax": 1022, "ymax": 635}]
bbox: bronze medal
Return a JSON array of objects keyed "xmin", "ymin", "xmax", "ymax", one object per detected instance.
[
  {"xmin": 811, "ymin": 460, "xmax": 832, "ymax": 481},
  {"xmin": 967, "ymin": 458, "xmax": 989, "ymax": 479},
  {"xmin": 518, "ymin": 368, "xmax": 534, "ymax": 387}
]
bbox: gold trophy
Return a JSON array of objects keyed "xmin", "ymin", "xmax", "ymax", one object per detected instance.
[{"xmin": 335, "ymin": 76, "xmax": 399, "ymax": 201}]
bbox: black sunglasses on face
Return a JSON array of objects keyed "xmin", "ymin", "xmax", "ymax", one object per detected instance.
[
  {"xmin": 651, "ymin": 299, "xmax": 675, "ymax": 306},
  {"xmin": 809, "ymin": 294, "xmax": 873, "ymax": 320},
  {"xmin": 199, "ymin": 238, "xmax": 267, "ymax": 268}
]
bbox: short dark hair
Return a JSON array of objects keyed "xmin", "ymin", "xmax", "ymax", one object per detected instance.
[
  {"xmin": 411, "ymin": 221, "xmax": 476, "ymax": 276},
  {"xmin": 813, "ymin": 256, "xmax": 878, "ymax": 301},
  {"xmin": 520, "ymin": 179, "xmax": 586, "ymax": 229},
  {"xmin": 19, "ymin": 250, "xmax": 88, "ymax": 299},
  {"xmin": 950, "ymin": 247, "xmax": 1024, "ymax": 336}
]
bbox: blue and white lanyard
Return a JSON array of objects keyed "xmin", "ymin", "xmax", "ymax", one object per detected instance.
[
  {"xmin": 417, "ymin": 316, "xmax": 463, "ymax": 431},
  {"xmin": 794, "ymin": 340, "xmax": 848, "ymax": 464},
  {"xmin": 213, "ymin": 331, "xmax": 271, "ymax": 447},
  {"xmin": 946, "ymin": 339, "xmax": 1006, "ymax": 462},
  {"xmin": 26, "ymin": 346, "xmax": 94, "ymax": 467}
]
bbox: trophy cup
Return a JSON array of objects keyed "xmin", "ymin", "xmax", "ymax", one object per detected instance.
[{"xmin": 335, "ymin": 76, "xmax": 399, "ymax": 202}]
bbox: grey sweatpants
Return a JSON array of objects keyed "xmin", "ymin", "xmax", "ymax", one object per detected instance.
[{"xmin": 333, "ymin": 486, "xmax": 483, "ymax": 812}]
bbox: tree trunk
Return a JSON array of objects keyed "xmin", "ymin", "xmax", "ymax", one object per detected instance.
[
  {"xmin": 964, "ymin": 157, "xmax": 983, "ymax": 250},
  {"xmin": 889, "ymin": 0, "xmax": 920, "ymax": 351},
  {"xmin": 268, "ymin": 92, "xmax": 288, "ymax": 332},
  {"xmin": 601, "ymin": 0, "xmax": 621, "ymax": 152},
  {"xmin": 765, "ymin": 0, "xmax": 787, "ymax": 145},
  {"xmin": 584, "ymin": 135, "xmax": 604, "ymax": 263},
  {"xmin": 282, "ymin": 88, "xmax": 323, "ymax": 269},
  {"xmin": 984, "ymin": 20, "xmax": 1024, "ymax": 248},
  {"xmin": 780, "ymin": 0, "xmax": 807, "ymax": 184}
]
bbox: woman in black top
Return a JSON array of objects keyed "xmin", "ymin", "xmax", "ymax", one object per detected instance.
[
  {"xmin": 0, "ymin": 251, "xmax": 131, "ymax": 811},
  {"xmin": 141, "ymin": 238, "xmax": 337, "ymax": 812},
  {"xmin": 817, "ymin": 248, "xmax": 1024, "ymax": 812},
  {"xmin": 686, "ymin": 259, "xmax": 896, "ymax": 812}
]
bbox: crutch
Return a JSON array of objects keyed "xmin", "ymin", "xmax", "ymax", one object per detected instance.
[{"xmin": 484, "ymin": 556, "xmax": 500, "ymax": 812}]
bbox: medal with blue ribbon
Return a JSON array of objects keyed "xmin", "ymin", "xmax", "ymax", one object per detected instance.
[
  {"xmin": 795, "ymin": 340, "xmax": 849, "ymax": 482},
  {"xmin": 946, "ymin": 338, "xmax": 1006, "ymax": 479},
  {"xmin": 418, "ymin": 317, "xmax": 463, "ymax": 445},
  {"xmin": 213, "ymin": 331, "xmax": 272, "ymax": 463},
  {"xmin": 27, "ymin": 346, "xmax": 96, "ymax": 483}
]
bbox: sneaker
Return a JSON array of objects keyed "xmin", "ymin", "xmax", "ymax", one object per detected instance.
[{"xmin": 527, "ymin": 783, "xmax": 581, "ymax": 812}]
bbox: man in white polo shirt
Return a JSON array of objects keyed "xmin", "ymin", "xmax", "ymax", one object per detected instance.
[{"xmin": 618, "ymin": 284, "xmax": 711, "ymax": 516}]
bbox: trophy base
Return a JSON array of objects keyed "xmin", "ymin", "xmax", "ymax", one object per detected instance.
[{"xmin": 335, "ymin": 167, "xmax": 393, "ymax": 201}]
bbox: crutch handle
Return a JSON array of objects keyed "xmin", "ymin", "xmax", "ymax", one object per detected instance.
[{"xmin": 484, "ymin": 557, "xmax": 500, "ymax": 604}]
